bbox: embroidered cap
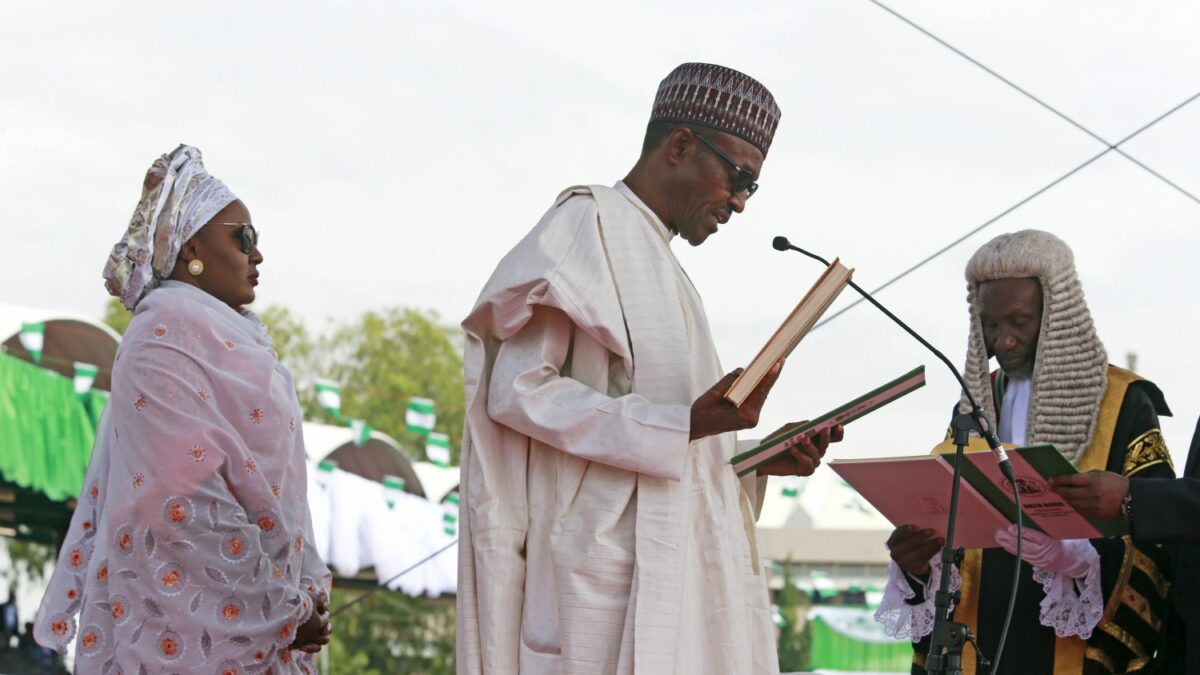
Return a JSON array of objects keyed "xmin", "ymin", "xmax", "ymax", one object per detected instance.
[{"xmin": 649, "ymin": 62, "xmax": 782, "ymax": 157}]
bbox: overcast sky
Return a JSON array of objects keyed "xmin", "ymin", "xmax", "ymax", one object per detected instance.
[{"xmin": 4, "ymin": 1, "xmax": 1199, "ymax": 468}]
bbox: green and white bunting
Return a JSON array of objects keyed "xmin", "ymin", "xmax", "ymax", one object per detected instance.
[
  {"xmin": 426, "ymin": 432, "xmax": 451, "ymax": 467},
  {"xmin": 316, "ymin": 459, "xmax": 337, "ymax": 492},
  {"xmin": 349, "ymin": 419, "xmax": 372, "ymax": 447},
  {"xmin": 314, "ymin": 379, "xmax": 341, "ymax": 418},
  {"xmin": 19, "ymin": 322, "xmax": 45, "ymax": 364},
  {"xmin": 443, "ymin": 492, "xmax": 460, "ymax": 536},
  {"xmin": 781, "ymin": 477, "xmax": 800, "ymax": 498},
  {"xmin": 406, "ymin": 397, "xmax": 436, "ymax": 435},
  {"xmin": 382, "ymin": 474, "xmax": 406, "ymax": 510},
  {"xmin": 73, "ymin": 362, "xmax": 99, "ymax": 395},
  {"xmin": 811, "ymin": 571, "xmax": 838, "ymax": 599}
]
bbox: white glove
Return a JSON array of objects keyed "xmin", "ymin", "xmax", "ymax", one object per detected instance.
[{"xmin": 994, "ymin": 524, "xmax": 1093, "ymax": 578}]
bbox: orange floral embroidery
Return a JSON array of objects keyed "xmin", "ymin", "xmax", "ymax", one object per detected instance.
[
  {"xmin": 134, "ymin": 394, "xmax": 147, "ymax": 411},
  {"xmin": 82, "ymin": 520, "xmax": 92, "ymax": 532},
  {"xmin": 168, "ymin": 502, "xmax": 188, "ymax": 523},
  {"xmin": 96, "ymin": 563, "xmax": 108, "ymax": 584},
  {"xmin": 224, "ymin": 340, "xmax": 235, "ymax": 350},
  {"xmin": 188, "ymin": 445, "xmax": 206, "ymax": 462},
  {"xmin": 226, "ymin": 534, "xmax": 245, "ymax": 556},
  {"xmin": 66, "ymin": 588, "xmax": 78, "ymax": 601},
  {"xmin": 50, "ymin": 619, "xmax": 69, "ymax": 636},
  {"xmin": 244, "ymin": 459, "xmax": 256, "ymax": 473},
  {"xmin": 160, "ymin": 634, "xmax": 180, "ymax": 657},
  {"xmin": 255, "ymin": 650, "xmax": 267, "ymax": 661},
  {"xmin": 161, "ymin": 568, "xmax": 181, "ymax": 589},
  {"xmin": 280, "ymin": 649, "xmax": 292, "ymax": 663},
  {"xmin": 88, "ymin": 483, "xmax": 99, "ymax": 500},
  {"xmin": 80, "ymin": 629, "xmax": 98, "ymax": 649},
  {"xmin": 272, "ymin": 485, "xmax": 281, "ymax": 498},
  {"xmin": 132, "ymin": 472, "xmax": 144, "ymax": 488},
  {"xmin": 153, "ymin": 324, "xmax": 168, "ymax": 339},
  {"xmin": 110, "ymin": 600, "xmax": 126, "ymax": 621},
  {"xmin": 257, "ymin": 515, "xmax": 276, "ymax": 533},
  {"xmin": 278, "ymin": 621, "xmax": 294, "ymax": 640},
  {"xmin": 221, "ymin": 603, "xmax": 241, "ymax": 621},
  {"xmin": 250, "ymin": 408, "xmax": 264, "ymax": 424},
  {"xmin": 117, "ymin": 531, "xmax": 133, "ymax": 552},
  {"xmin": 272, "ymin": 565, "xmax": 283, "ymax": 579},
  {"xmin": 197, "ymin": 386, "xmax": 210, "ymax": 400},
  {"xmin": 220, "ymin": 664, "xmax": 240, "ymax": 675},
  {"xmin": 67, "ymin": 548, "xmax": 83, "ymax": 569},
  {"xmin": 294, "ymin": 534, "xmax": 303, "ymax": 553}
]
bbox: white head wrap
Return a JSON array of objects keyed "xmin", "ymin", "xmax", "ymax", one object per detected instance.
[
  {"xmin": 958, "ymin": 229, "xmax": 1108, "ymax": 464},
  {"xmin": 103, "ymin": 145, "xmax": 237, "ymax": 310}
]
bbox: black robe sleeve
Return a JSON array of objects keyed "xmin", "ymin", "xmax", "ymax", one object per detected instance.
[
  {"xmin": 1085, "ymin": 382, "xmax": 1175, "ymax": 673},
  {"xmin": 1129, "ymin": 414, "xmax": 1200, "ymax": 544}
]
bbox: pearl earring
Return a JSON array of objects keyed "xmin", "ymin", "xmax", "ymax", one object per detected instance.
[{"xmin": 188, "ymin": 260, "xmax": 205, "ymax": 276}]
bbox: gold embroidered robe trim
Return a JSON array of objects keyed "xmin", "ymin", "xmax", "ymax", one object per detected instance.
[
  {"xmin": 1123, "ymin": 429, "xmax": 1173, "ymax": 476},
  {"xmin": 1099, "ymin": 622, "xmax": 1148, "ymax": 659},
  {"xmin": 1118, "ymin": 585, "xmax": 1160, "ymax": 632},
  {"xmin": 1131, "ymin": 547, "xmax": 1169, "ymax": 599},
  {"xmin": 1085, "ymin": 646, "xmax": 1116, "ymax": 672}
]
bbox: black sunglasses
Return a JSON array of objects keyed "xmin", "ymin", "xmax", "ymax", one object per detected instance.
[
  {"xmin": 692, "ymin": 131, "xmax": 759, "ymax": 198},
  {"xmin": 214, "ymin": 222, "xmax": 260, "ymax": 254}
]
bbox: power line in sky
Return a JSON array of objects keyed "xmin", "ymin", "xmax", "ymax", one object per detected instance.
[{"xmin": 811, "ymin": 2, "xmax": 1200, "ymax": 330}]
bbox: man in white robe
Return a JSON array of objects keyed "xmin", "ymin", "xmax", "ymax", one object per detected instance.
[{"xmin": 458, "ymin": 63, "xmax": 841, "ymax": 675}]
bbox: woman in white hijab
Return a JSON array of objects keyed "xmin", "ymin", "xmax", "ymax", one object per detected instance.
[{"xmin": 35, "ymin": 145, "xmax": 332, "ymax": 674}]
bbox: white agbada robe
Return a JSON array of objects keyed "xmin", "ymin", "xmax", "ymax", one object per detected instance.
[
  {"xmin": 35, "ymin": 281, "xmax": 331, "ymax": 674},
  {"xmin": 458, "ymin": 183, "xmax": 776, "ymax": 675}
]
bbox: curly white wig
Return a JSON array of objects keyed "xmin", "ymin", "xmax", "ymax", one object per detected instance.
[{"xmin": 958, "ymin": 230, "xmax": 1107, "ymax": 464}]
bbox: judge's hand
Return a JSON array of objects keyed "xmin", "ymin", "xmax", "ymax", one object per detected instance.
[
  {"xmin": 993, "ymin": 525, "xmax": 1093, "ymax": 577},
  {"xmin": 290, "ymin": 593, "xmax": 332, "ymax": 653},
  {"xmin": 1049, "ymin": 471, "xmax": 1129, "ymax": 521},
  {"xmin": 755, "ymin": 423, "xmax": 845, "ymax": 476},
  {"xmin": 690, "ymin": 362, "xmax": 783, "ymax": 441},
  {"xmin": 886, "ymin": 525, "xmax": 943, "ymax": 580}
]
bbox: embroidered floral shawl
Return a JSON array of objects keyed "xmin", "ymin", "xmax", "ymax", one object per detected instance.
[{"xmin": 35, "ymin": 281, "xmax": 331, "ymax": 674}]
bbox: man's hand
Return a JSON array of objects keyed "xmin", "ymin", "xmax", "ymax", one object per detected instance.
[
  {"xmin": 290, "ymin": 593, "xmax": 332, "ymax": 653},
  {"xmin": 690, "ymin": 362, "xmax": 783, "ymax": 441},
  {"xmin": 1049, "ymin": 471, "xmax": 1129, "ymax": 521},
  {"xmin": 755, "ymin": 423, "xmax": 844, "ymax": 476},
  {"xmin": 886, "ymin": 525, "xmax": 943, "ymax": 580}
]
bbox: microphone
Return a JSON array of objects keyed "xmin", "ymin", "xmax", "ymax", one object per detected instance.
[
  {"xmin": 776, "ymin": 235, "xmax": 1024, "ymax": 675},
  {"xmin": 771, "ymin": 236, "xmax": 1014, "ymax": 478}
]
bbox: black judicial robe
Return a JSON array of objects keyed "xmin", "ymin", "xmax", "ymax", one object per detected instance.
[
  {"xmin": 908, "ymin": 366, "xmax": 1174, "ymax": 674},
  {"xmin": 1129, "ymin": 415, "xmax": 1200, "ymax": 673}
]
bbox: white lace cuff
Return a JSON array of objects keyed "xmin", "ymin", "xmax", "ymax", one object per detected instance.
[
  {"xmin": 1032, "ymin": 540, "xmax": 1103, "ymax": 639},
  {"xmin": 874, "ymin": 554, "xmax": 960, "ymax": 642}
]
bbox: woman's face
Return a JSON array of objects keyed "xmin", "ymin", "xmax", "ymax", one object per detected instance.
[{"xmin": 181, "ymin": 200, "xmax": 264, "ymax": 309}]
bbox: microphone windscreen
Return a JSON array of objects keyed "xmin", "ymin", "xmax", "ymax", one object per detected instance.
[{"xmin": 772, "ymin": 236, "xmax": 790, "ymax": 251}]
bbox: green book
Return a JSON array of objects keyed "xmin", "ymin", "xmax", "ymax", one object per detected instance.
[{"xmin": 731, "ymin": 366, "xmax": 926, "ymax": 476}]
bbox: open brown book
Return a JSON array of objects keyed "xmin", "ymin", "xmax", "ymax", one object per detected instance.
[{"xmin": 723, "ymin": 259, "xmax": 853, "ymax": 406}]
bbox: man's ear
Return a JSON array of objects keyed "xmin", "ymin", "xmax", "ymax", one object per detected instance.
[{"xmin": 664, "ymin": 127, "xmax": 695, "ymax": 167}]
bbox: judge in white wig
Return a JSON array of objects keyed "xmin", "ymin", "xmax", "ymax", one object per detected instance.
[
  {"xmin": 879, "ymin": 229, "xmax": 1175, "ymax": 674},
  {"xmin": 35, "ymin": 145, "xmax": 332, "ymax": 673}
]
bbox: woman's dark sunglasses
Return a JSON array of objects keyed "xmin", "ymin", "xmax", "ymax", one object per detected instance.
[
  {"xmin": 214, "ymin": 222, "xmax": 260, "ymax": 254},
  {"xmin": 692, "ymin": 131, "xmax": 759, "ymax": 198}
]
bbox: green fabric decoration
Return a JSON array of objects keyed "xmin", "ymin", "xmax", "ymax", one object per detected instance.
[
  {"xmin": 806, "ymin": 607, "xmax": 912, "ymax": 672},
  {"xmin": 0, "ymin": 353, "xmax": 102, "ymax": 501}
]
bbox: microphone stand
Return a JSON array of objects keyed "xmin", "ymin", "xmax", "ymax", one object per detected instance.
[{"xmin": 772, "ymin": 236, "xmax": 1020, "ymax": 674}]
